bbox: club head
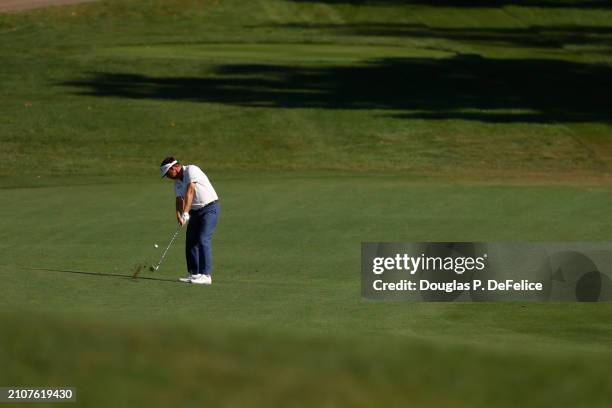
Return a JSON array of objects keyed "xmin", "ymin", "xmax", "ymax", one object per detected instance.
[{"xmin": 149, "ymin": 265, "xmax": 156, "ymax": 272}]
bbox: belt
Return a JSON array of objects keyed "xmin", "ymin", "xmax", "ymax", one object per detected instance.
[{"xmin": 190, "ymin": 200, "xmax": 218, "ymax": 214}]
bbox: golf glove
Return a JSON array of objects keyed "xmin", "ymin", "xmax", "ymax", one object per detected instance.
[{"xmin": 181, "ymin": 212, "xmax": 190, "ymax": 223}]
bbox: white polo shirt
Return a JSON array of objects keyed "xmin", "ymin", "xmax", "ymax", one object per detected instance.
[{"xmin": 174, "ymin": 165, "xmax": 219, "ymax": 210}]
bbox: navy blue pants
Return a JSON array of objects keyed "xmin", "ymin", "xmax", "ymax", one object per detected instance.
[{"xmin": 186, "ymin": 201, "xmax": 219, "ymax": 276}]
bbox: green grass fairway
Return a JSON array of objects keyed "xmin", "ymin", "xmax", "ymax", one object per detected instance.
[
  {"xmin": 3, "ymin": 176, "xmax": 612, "ymax": 406},
  {"xmin": 1, "ymin": 0, "xmax": 612, "ymax": 406}
]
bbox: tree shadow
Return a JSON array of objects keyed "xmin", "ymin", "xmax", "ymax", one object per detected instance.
[
  {"xmin": 287, "ymin": 0, "xmax": 612, "ymax": 9},
  {"xmin": 62, "ymin": 54, "xmax": 612, "ymax": 123}
]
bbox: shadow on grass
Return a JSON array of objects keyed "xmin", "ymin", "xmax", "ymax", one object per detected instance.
[
  {"xmin": 287, "ymin": 0, "xmax": 612, "ymax": 8},
  {"xmin": 27, "ymin": 267, "xmax": 180, "ymax": 283},
  {"xmin": 62, "ymin": 54, "xmax": 612, "ymax": 123}
]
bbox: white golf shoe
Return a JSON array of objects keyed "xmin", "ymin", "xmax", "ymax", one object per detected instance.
[
  {"xmin": 190, "ymin": 274, "xmax": 212, "ymax": 285},
  {"xmin": 179, "ymin": 274, "xmax": 201, "ymax": 283}
]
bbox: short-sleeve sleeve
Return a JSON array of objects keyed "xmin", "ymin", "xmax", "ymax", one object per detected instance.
[
  {"xmin": 174, "ymin": 181, "xmax": 183, "ymax": 198},
  {"xmin": 185, "ymin": 166, "xmax": 205, "ymax": 184}
]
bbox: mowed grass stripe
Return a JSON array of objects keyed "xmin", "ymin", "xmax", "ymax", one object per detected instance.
[{"xmin": 96, "ymin": 43, "xmax": 453, "ymax": 64}]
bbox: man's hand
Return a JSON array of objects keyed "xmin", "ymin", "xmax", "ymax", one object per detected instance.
[{"xmin": 178, "ymin": 212, "xmax": 190, "ymax": 226}]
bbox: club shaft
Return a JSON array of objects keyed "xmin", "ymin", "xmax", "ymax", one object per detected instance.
[{"xmin": 154, "ymin": 224, "xmax": 181, "ymax": 270}]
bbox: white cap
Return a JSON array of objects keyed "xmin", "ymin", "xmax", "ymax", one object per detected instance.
[{"xmin": 160, "ymin": 160, "xmax": 178, "ymax": 177}]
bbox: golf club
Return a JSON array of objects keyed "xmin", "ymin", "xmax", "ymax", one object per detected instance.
[{"xmin": 150, "ymin": 224, "xmax": 182, "ymax": 272}]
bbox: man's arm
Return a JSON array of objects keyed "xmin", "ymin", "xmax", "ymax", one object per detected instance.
[
  {"xmin": 176, "ymin": 196, "xmax": 184, "ymax": 225},
  {"xmin": 178, "ymin": 182, "xmax": 196, "ymax": 225},
  {"xmin": 182, "ymin": 182, "xmax": 196, "ymax": 213}
]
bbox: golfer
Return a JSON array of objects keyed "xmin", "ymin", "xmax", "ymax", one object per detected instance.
[{"xmin": 160, "ymin": 156, "xmax": 219, "ymax": 285}]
